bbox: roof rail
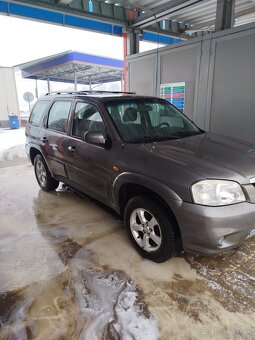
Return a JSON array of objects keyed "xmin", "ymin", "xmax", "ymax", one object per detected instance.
[
  {"xmin": 45, "ymin": 91, "xmax": 78, "ymax": 95},
  {"xmin": 45, "ymin": 90, "xmax": 136, "ymax": 96}
]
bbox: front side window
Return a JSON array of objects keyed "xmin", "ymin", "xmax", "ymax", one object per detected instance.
[
  {"xmin": 29, "ymin": 100, "xmax": 50, "ymax": 126},
  {"xmin": 72, "ymin": 102, "xmax": 105, "ymax": 139},
  {"xmin": 105, "ymin": 98, "xmax": 202, "ymax": 143},
  {"xmin": 47, "ymin": 100, "xmax": 72, "ymax": 133}
]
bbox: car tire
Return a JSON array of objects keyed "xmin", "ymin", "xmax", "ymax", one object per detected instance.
[
  {"xmin": 124, "ymin": 196, "xmax": 179, "ymax": 263},
  {"xmin": 34, "ymin": 154, "xmax": 59, "ymax": 191}
]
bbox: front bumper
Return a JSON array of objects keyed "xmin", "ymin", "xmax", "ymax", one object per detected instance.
[{"xmin": 172, "ymin": 201, "xmax": 255, "ymax": 255}]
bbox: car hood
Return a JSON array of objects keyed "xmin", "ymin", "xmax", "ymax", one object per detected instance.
[{"xmin": 139, "ymin": 132, "xmax": 255, "ymax": 185}]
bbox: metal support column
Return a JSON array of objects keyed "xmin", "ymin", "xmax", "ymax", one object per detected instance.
[
  {"xmin": 89, "ymin": 76, "xmax": 92, "ymax": 91},
  {"xmin": 126, "ymin": 30, "xmax": 140, "ymax": 56},
  {"xmin": 47, "ymin": 78, "xmax": 50, "ymax": 93},
  {"xmin": 121, "ymin": 75, "xmax": 124, "ymax": 92},
  {"xmin": 74, "ymin": 69, "xmax": 77, "ymax": 91},
  {"xmin": 123, "ymin": 32, "xmax": 127, "ymax": 92},
  {"xmin": 215, "ymin": 0, "xmax": 235, "ymax": 31},
  {"xmin": 35, "ymin": 79, "xmax": 38, "ymax": 99}
]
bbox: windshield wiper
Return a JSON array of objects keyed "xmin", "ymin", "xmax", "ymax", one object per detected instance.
[
  {"xmin": 128, "ymin": 135, "xmax": 179, "ymax": 143},
  {"xmin": 174, "ymin": 131, "xmax": 204, "ymax": 138}
]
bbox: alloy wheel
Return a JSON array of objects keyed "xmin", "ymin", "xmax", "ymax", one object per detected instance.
[
  {"xmin": 130, "ymin": 208, "xmax": 162, "ymax": 252},
  {"xmin": 35, "ymin": 160, "xmax": 47, "ymax": 187}
]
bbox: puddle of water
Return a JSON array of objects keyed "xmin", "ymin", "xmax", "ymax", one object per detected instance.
[
  {"xmin": 0, "ymin": 249, "xmax": 159, "ymax": 340},
  {"xmin": 0, "ymin": 290, "xmax": 20, "ymax": 328},
  {"xmin": 72, "ymin": 249, "xmax": 159, "ymax": 340},
  {"xmin": 1, "ymin": 165, "xmax": 255, "ymax": 339},
  {"xmin": 0, "ymin": 271, "xmax": 74, "ymax": 339}
]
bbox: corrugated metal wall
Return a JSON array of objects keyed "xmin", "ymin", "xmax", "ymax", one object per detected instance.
[{"xmin": 127, "ymin": 22, "xmax": 255, "ymax": 143}]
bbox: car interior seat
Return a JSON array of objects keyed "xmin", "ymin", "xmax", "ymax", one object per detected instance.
[{"xmin": 121, "ymin": 107, "xmax": 144, "ymax": 140}]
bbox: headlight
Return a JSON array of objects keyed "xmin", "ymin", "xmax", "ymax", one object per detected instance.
[{"xmin": 191, "ymin": 180, "xmax": 246, "ymax": 206}]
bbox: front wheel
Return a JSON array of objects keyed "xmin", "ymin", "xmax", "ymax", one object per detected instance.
[
  {"xmin": 124, "ymin": 196, "xmax": 180, "ymax": 263},
  {"xmin": 34, "ymin": 154, "xmax": 59, "ymax": 191}
]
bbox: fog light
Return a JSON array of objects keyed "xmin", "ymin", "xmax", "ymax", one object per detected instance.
[{"xmin": 218, "ymin": 236, "xmax": 224, "ymax": 247}]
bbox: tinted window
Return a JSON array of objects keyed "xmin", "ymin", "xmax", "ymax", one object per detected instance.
[
  {"xmin": 72, "ymin": 102, "xmax": 105, "ymax": 139},
  {"xmin": 47, "ymin": 101, "xmax": 72, "ymax": 133},
  {"xmin": 29, "ymin": 101, "xmax": 50, "ymax": 126}
]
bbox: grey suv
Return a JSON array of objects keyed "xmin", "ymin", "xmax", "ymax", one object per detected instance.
[{"xmin": 26, "ymin": 91, "xmax": 255, "ymax": 262}]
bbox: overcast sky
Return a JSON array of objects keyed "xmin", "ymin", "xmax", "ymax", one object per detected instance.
[{"xmin": 0, "ymin": 14, "xmax": 160, "ymax": 111}]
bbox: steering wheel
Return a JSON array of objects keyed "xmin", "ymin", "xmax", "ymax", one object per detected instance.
[{"xmin": 157, "ymin": 122, "xmax": 170, "ymax": 128}]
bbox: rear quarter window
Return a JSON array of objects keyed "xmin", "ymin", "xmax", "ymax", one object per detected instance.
[{"xmin": 29, "ymin": 101, "xmax": 50, "ymax": 126}]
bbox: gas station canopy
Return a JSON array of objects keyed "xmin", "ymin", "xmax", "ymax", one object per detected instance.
[{"xmin": 15, "ymin": 50, "xmax": 124, "ymax": 86}]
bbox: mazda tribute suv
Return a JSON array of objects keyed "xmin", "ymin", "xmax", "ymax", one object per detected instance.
[{"xmin": 25, "ymin": 91, "xmax": 255, "ymax": 262}]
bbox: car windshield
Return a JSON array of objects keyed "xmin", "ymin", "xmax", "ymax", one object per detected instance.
[{"xmin": 105, "ymin": 98, "xmax": 203, "ymax": 143}]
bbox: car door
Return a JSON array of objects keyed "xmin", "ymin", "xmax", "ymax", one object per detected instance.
[
  {"xmin": 66, "ymin": 100, "xmax": 113, "ymax": 201},
  {"xmin": 41, "ymin": 99, "xmax": 73, "ymax": 180}
]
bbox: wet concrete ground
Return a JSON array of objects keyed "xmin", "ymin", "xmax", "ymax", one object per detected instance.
[{"xmin": 0, "ymin": 153, "xmax": 254, "ymax": 339}]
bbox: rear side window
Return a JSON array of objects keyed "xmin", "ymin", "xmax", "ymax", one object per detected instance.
[
  {"xmin": 29, "ymin": 101, "xmax": 50, "ymax": 126},
  {"xmin": 47, "ymin": 100, "xmax": 72, "ymax": 133}
]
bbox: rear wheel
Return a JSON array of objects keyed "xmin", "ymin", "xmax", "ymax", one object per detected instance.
[
  {"xmin": 124, "ymin": 196, "xmax": 179, "ymax": 263},
  {"xmin": 34, "ymin": 154, "xmax": 59, "ymax": 191}
]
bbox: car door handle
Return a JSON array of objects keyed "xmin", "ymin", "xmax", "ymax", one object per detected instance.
[
  {"xmin": 40, "ymin": 137, "xmax": 48, "ymax": 143},
  {"xmin": 68, "ymin": 146, "xmax": 77, "ymax": 153}
]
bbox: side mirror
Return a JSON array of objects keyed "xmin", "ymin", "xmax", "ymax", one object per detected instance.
[{"xmin": 84, "ymin": 131, "xmax": 111, "ymax": 148}]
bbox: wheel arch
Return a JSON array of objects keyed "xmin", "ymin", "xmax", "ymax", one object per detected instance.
[
  {"xmin": 114, "ymin": 173, "xmax": 181, "ymax": 212},
  {"xmin": 30, "ymin": 146, "xmax": 42, "ymax": 165},
  {"xmin": 113, "ymin": 173, "xmax": 183, "ymax": 244},
  {"xmin": 29, "ymin": 147, "xmax": 51, "ymax": 176}
]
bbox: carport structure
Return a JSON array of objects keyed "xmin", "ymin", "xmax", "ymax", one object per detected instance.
[
  {"xmin": 0, "ymin": 1, "xmax": 255, "ymax": 51},
  {"xmin": 15, "ymin": 50, "xmax": 124, "ymax": 92},
  {"xmin": 1, "ymin": 1, "xmax": 255, "ymax": 90}
]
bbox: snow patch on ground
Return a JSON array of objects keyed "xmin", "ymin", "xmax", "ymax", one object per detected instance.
[
  {"xmin": 0, "ymin": 128, "xmax": 26, "ymax": 162},
  {"xmin": 114, "ymin": 289, "xmax": 158, "ymax": 340},
  {"xmin": 0, "ymin": 128, "xmax": 26, "ymax": 151}
]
